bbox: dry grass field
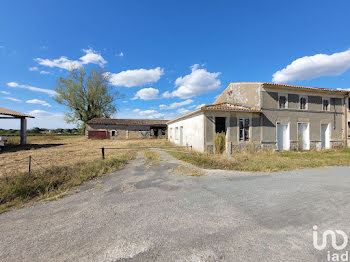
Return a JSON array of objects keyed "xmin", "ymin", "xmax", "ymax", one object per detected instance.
[{"xmin": 0, "ymin": 135, "xmax": 169, "ymax": 177}]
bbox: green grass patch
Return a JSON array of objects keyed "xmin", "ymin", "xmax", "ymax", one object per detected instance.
[
  {"xmin": 0, "ymin": 152, "xmax": 135, "ymax": 213},
  {"xmin": 169, "ymin": 148, "xmax": 350, "ymax": 172}
]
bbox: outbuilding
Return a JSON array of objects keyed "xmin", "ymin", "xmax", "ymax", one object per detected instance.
[{"xmin": 86, "ymin": 118, "xmax": 168, "ymax": 139}]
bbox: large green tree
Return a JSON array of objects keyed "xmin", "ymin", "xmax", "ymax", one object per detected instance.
[{"xmin": 55, "ymin": 67, "xmax": 119, "ymax": 129}]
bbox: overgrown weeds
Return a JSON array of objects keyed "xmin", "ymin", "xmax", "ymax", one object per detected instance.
[
  {"xmin": 0, "ymin": 152, "xmax": 135, "ymax": 213},
  {"xmin": 143, "ymin": 150, "xmax": 160, "ymax": 168},
  {"xmin": 215, "ymin": 132, "xmax": 226, "ymax": 154},
  {"xmin": 169, "ymin": 148, "xmax": 350, "ymax": 172}
]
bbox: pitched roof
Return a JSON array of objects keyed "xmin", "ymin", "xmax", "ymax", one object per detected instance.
[
  {"xmin": 167, "ymin": 103, "xmax": 260, "ymax": 124},
  {"xmin": 201, "ymin": 103, "xmax": 261, "ymax": 112},
  {"xmin": 86, "ymin": 118, "xmax": 168, "ymax": 126},
  {"xmin": 0, "ymin": 107, "xmax": 34, "ymax": 118},
  {"xmin": 228, "ymin": 82, "xmax": 349, "ymax": 95}
]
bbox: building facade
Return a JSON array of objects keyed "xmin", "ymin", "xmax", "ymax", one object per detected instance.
[
  {"xmin": 86, "ymin": 118, "xmax": 168, "ymax": 139},
  {"xmin": 168, "ymin": 82, "xmax": 349, "ymax": 154}
]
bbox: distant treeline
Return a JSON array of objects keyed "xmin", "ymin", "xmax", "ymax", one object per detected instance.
[{"xmin": 0, "ymin": 127, "xmax": 84, "ymax": 136}]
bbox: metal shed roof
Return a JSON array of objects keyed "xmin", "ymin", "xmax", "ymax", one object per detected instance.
[{"xmin": 0, "ymin": 107, "xmax": 34, "ymax": 118}]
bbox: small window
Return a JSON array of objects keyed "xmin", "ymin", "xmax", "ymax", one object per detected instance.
[
  {"xmin": 300, "ymin": 96, "xmax": 307, "ymax": 110},
  {"xmin": 279, "ymin": 95, "xmax": 287, "ymax": 109},
  {"xmin": 239, "ymin": 118, "xmax": 249, "ymax": 141},
  {"xmin": 111, "ymin": 130, "xmax": 116, "ymax": 137},
  {"xmin": 322, "ymin": 98, "xmax": 330, "ymax": 111},
  {"xmin": 175, "ymin": 127, "xmax": 179, "ymax": 139},
  {"xmin": 348, "ymin": 98, "xmax": 350, "ymax": 111}
]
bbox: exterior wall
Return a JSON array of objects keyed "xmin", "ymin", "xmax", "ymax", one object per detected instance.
[
  {"xmin": 347, "ymin": 97, "xmax": 350, "ymax": 148},
  {"xmin": 203, "ymin": 111, "xmax": 261, "ymax": 154},
  {"xmin": 86, "ymin": 123, "xmax": 167, "ymax": 139},
  {"xmin": 261, "ymin": 87, "xmax": 345, "ymax": 150},
  {"xmin": 213, "ymin": 82, "xmax": 261, "ymax": 108},
  {"xmin": 168, "ymin": 112, "xmax": 205, "ymax": 152}
]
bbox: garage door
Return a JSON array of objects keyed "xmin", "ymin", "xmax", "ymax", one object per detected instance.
[{"xmin": 88, "ymin": 130, "xmax": 108, "ymax": 139}]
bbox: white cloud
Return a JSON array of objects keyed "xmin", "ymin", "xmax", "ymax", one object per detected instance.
[
  {"xmin": 7, "ymin": 82, "xmax": 57, "ymax": 96},
  {"xmin": 159, "ymin": 99, "xmax": 193, "ymax": 110},
  {"xmin": 196, "ymin": 103, "xmax": 206, "ymax": 109},
  {"xmin": 117, "ymin": 52, "xmax": 124, "ymax": 57},
  {"xmin": 133, "ymin": 87, "xmax": 160, "ymax": 100},
  {"xmin": 4, "ymin": 97, "xmax": 22, "ymax": 102},
  {"xmin": 135, "ymin": 109, "xmax": 165, "ymax": 119},
  {"xmin": 29, "ymin": 66, "xmax": 38, "ymax": 71},
  {"xmin": 26, "ymin": 99, "xmax": 51, "ymax": 107},
  {"xmin": 1, "ymin": 91, "xmax": 10, "ymax": 95},
  {"xmin": 122, "ymin": 100, "xmax": 128, "ymax": 103},
  {"xmin": 165, "ymin": 64, "xmax": 221, "ymax": 99},
  {"xmin": 176, "ymin": 108, "xmax": 190, "ymax": 115},
  {"xmin": 24, "ymin": 110, "xmax": 74, "ymax": 129},
  {"xmin": 108, "ymin": 67, "xmax": 164, "ymax": 87},
  {"xmin": 272, "ymin": 49, "xmax": 350, "ymax": 83},
  {"xmin": 79, "ymin": 48, "xmax": 107, "ymax": 66},
  {"xmin": 132, "ymin": 109, "xmax": 140, "ymax": 113},
  {"xmin": 39, "ymin": 70, "xmax": 50, "ymax": 75},
  {"xmin": 35, "ymin": 48, "xmax": 107, "ymax": 70}
]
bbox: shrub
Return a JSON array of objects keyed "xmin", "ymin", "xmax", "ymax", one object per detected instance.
[{"xmin": 215, "ymin": 132, "xmax": 226, "ymax": 154}]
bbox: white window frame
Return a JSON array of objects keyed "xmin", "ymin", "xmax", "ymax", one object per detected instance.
[
  {"xmin": 278, "ymin": 93, "xmax": 288, "ymax": 109},
  {"xmin": 322, "ymin": 97, "xmax": 330, "ymax": 111},
  {"xmin": 299, "ymin": 95, "xmax": 308, "ymax": 110}
]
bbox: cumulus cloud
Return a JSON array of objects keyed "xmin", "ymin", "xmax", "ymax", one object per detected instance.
[
  {"xmin": 176, "ymin": 108, "xmax": 190, "ymax": 115},
  {"xmin": 272, "ymin": 49, "xmax": 350, "ymax": 83},
  {"xmin": 132, "ymin": 87, "xmax": 160, "ymax": 100},
  {"xmin": 4, "ymin": 97, "xmax": 21, "ymax": 102},
  {"xmin": 108, "ymin": 67, "xmax": 164, "ymax": 87},
  {"xmin": 1, "ymin": 91, "xmax": 10, "ymax": 95},
  {"xmin": 134, "ymin": 109, "xmax": 165, "ymax": 119},
  {"xmin": 164, "ymin": 64, "xmax": 221, "ymax": 99},
  {"xmin": 39, "ymin": 70, "xmax": 50, "ymax": 75},
  {"xmin": 7, "ymin": 82, "xmax": 57, "ymax": 96},
  {"xmin": 29, "ymin": 66, "xmax": 38, "ymax": 71},
  {"xmin": 35, "ymin": 48, "xmax": 107, "ymax": 70},
  {"xmin": 159, "ymin": 99, "xmax": 193, "ymax": 110},
  {"xmin": 26, "ymin": 99, "xmax": 51, "ymax": 107}
]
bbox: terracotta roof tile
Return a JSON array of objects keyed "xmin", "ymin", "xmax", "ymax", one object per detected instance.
[{"xmin": 201, "ymin": 103, "xmax": 261, "ymax": 112}]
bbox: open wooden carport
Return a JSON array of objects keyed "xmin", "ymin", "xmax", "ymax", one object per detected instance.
[{"xmin": 0, "ymin": 107, "xmax": 34, "ymax": 145}]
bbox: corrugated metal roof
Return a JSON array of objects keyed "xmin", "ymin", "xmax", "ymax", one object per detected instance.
[
  {"xmin": 87, "ymin": 118, "xmax": 168, "ymax": 126},
  {"xmin": 201, "ymin": 103, "xmax": 261, "ymax": 112},
  {"xmin": 0, "ymin": 107, "xmax": 34, "ymax": 118}
]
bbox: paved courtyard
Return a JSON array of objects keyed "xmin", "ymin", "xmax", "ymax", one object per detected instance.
[{"xmin": 1, "ymin": 151, "xmax": 350, "ymax": 262}]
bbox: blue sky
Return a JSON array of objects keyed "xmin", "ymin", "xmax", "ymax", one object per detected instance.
[{"xmin": 1, "ymin": 0, "xmax": 350, "ymax": 129}]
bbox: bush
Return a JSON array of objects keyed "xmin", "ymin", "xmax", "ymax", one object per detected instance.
[{"xmin": 215, "ymin": 132, "xmax": 226, "ymax": 154}]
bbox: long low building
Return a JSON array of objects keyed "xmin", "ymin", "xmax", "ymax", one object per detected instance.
[{"xmin": 86, "ymin": 118, "xmax": 168, "ymax": 139}]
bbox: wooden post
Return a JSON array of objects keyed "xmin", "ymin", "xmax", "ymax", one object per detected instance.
[
  {"xmin": 28, "ymin": 155, "xmax": 31, "ymax": 175},
  {"xmin": 102, "ymin": 147, "xmax": 105, "ymax": 160}
]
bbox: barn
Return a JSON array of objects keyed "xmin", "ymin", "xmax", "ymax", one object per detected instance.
[{"xmin": 86, "ymin": 118, "xmax": 168, "ymax": 139}]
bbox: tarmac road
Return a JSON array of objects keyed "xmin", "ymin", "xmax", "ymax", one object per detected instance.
[{"xmin": 1, "ymin": 150, "xmax": 350, "ymax": 262}]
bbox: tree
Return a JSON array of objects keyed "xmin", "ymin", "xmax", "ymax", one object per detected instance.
[{"xmin": 55, "ymin": 67, "xmax": 119, "ymax": 129}]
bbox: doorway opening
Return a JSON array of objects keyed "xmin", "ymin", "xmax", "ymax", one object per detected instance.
[
  {"xmin": 215, "ymin": 117, "xmax": 226, "ymax": 134},
  {"xmin": 297, "ymin": 123, "xmax": 310, "ymax": 150},
  {"xmin": 276, "ymin": 122, "xmax": 290, "ymax": 151},
  {"xmin": 321, "ymin": 124, "xmax": 330, "ymax": 149}
]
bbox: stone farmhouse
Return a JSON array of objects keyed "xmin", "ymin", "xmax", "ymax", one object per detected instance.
[{"xmin": 168, "ymin": 82, "xmax": 350, "ymax": 154}]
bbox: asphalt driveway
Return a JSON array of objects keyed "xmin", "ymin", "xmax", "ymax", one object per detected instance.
[{"xmin": 1, "ymin": 150, "xmax": 350, "ymax": 262}]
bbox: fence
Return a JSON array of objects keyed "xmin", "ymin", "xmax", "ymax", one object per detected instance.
[{"xmin": 100, "ymin": 145, "xmax": 193, "ymax": 159}]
